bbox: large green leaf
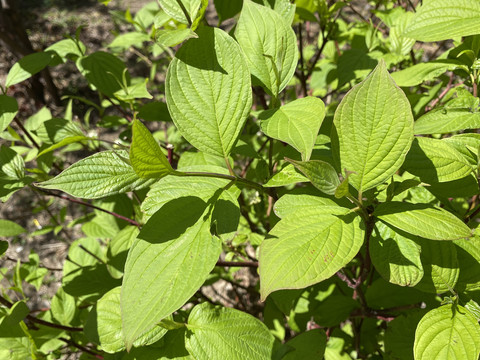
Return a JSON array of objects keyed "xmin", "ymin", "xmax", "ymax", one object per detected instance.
[
  {"xmin": 414, "ymin": 239, "xmax": 459, "ymax": 293},
  {"xmin": 85, "ymin": 287, "xmax": 167, "ymax": 353},
  {"xmin": 384, "ymin": 310, "xmax": 426, "ymax": 360},
  {"xmin": 391, "ymin": 60, "xmax": 468, "ymax": 87},
  {"xmin": 78, "ymin": 51, "xmax": 129, "ymax": 97},
  {"xmin": 158, "ymin": 0, "xmax": 201, "ymax": 25},
  {"xmin": 414, "ymin": 305, "xmax": 480, "ymax": 360},
  {"xmin": 235, "ymin": 0, "xmax": 298, "ymax": 97},
  {"xmin": 332, "ymin": 60, "xmax": 414, "ymax": 194},
  {"xmin": 130, "ymin": 119, "xmax": 173, "ymax": 179},
  {"xmin": 273, "ymin": 193, "xmax": 340, "ymax": 218},
  {"xmin": 185, "ymin": 303, "xmax": 275, "ymax": 360},
  {"xmin": 5, "ymin": 52, "xmax": 55, "ymax": 88},
  {"xmin": 37, "ymin": 150, "xmax": 154, "ymax": 199},
  {"xmin": 404, "ymin": 0, "xmax": 480, "ymax": 42},
  {"xmin": 121, "ymin": 197, "xmax": 221, "ymax": 350},
  {"xmin": 259, "ymin": 206, "xmax": 364, "ymax": 300},
  {"xmin": 375, "ymin": 201, "xmax": 472, "ymax": 241},
  {"xmin": 370, "ymin": 222, "xmax": 423, "ymax": 287},
  {"xmin": 286, "ymin": 158, "xmax": 340, "ymax": 196},
  {"xmin": 0, "ymin": 95, "xmax": 18, "ymax": 132},
  {"xmin": 455, "ymin": 236, "xmax": 480, "ymax": 291},
  {"xmin": 403, "ymin": 137, "xmax": 474, "ymax": 183},
  {"xmin": 414, "ymin": 108, "xmax": 480, "ymax": 135},
  {"xmin": 259, "ymin": 97, "xmax": 325, "ymax": 161},
  {"xmin": 166, "ymin": 26, "xmax": 251, "ymax": 158}
]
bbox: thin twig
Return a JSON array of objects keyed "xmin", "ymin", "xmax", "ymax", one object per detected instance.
[
  {"xmin": 425, "ymin": 72, "xmax": 455, "ymax": 111},
  {"xmin": 5, "ymin": 256, "xmax": 63, "ymax": 271},
  {"xmin": 59, "ymin": 337, "xmax": 104, "ymax": 359},
  {"xmin": 13, "ymin": 117, "xmax": 40, "ymax": 149},
  {"xmin": 216, "ymin": 260, "xmax": 258, "ymax": 268},
  {"xmin": 36, "ymin": 188, "xmax": 141, "ymax": 227}
]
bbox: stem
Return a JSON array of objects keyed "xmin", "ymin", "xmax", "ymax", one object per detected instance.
[
  {"xmin": 5, "ymin": 256, "xmax": 62, "ymax": 271},
  {"xmin": 0, "ymin": 295, "xmax": 83, "ymax": 332},
  {"xmin": 13, "ymin": 117, "xmax": 40, "ymax": 149},
  {"xmin": 297, "ymin": 23, "xmax": 308, "ymax": 97},
  {"xmin": 78, "ymin": 245, "xmax": 106, "ymax": 264},
  {"xmin": 59, "ymin": 337, "xmax": 104, "ymax": 359},
  {"xmin": 36, "ymin": 188, "xmax": 141, "ymax": 227}
]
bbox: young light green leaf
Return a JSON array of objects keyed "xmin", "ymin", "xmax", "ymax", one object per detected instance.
[
  {"xmin": 391, "ymin": 60, "xmax": 468, "ymax": 87},
  {"xmin": 235, "ymin": 0, "xmax": 298, "ymax": 96},
  {"xmin": 156, "ymin": 28, "xmax": 198, "ymax": 47},
  {"xmin": 375, "ymin": 201, "xmax": 472, "ymax": 241},
  {"xmin": 45, "ymin": 38, "xmax": 86, "ymax": 59},
  {"xmin": 185, "ymin": 303, "xmax": 275, "ymax": 360},
  {"xmin": 86, "ymin": 287, "xmax": 167, "ymax": 353},
  {"xmin": 404, "ymin": 0, "xmax": 480, "ymax": 42},
  {"xmin": 114, "ymin": 79, "xmax": 152, "ymax": 101},
  {"xmin": 264, "ymin": 164, "xmax": 309, "ymax": 188},
  {"xmin": 414, "ymin": 108, "xmax": 480, "ymax": 135},
  {"xmin": 259, "ymin": 206, "xmax": 364, "ymax": 300},
  {"xmin": 286, "ymin": 158, "xmax": 340, "ymax": 195},
  {"xmin": 0, "ymin": 219, "xmax": 26, "ymax": 237},
  {"xmin": 5, "ymin": 52, "xmax": 55, "ymax": 88},
  {"xmin": 50, "ymin": 287, "xmax": 76, "ymax": 326},
  {"xmin": 403, "ymin": 137, "xmax": 474, "ymax": 183},
  {"xmin": 107, "ymin": 32, "xmax": 150, "ymax": 50},
  {"xmin": 37, "ymin": 135, "xmax": 90, "ymax": 157},
  {"xmin": 259, "ymin": 97, "xmax": 325, "ymax": 161},
  {"xmin": 0, "ymin": 95, "xmax": 18, "ymax": 132},
  {"xmin": 332, "ymin": 60, "xmax": 414, "ymax": 195},
  {"xmin": 130, "ymin": 119, "xmax": 173, "ymax": 179},
  {"xmin": 273, "ymin": 193, "xmax": 340, "ymax": 219},
  {"xmin": 121, "ymin": 197, "xmax": 221, "ymax": 350},
  {"xmin": 0, "ymin": 145, "xmax": 25, "ymax": 180},
  {"xmin": 37, "ymin": 150, "xmax": 155, "ymax": 199},
  {"xmin": 166, "ymin": 26, "xmax": 252, "ymax": 158},
  {"xmin": 370, "ymin": 222, "xmax": 423, "ymax": 287},
  {"xmin": 414, "ymin": 305, "xmax": 480, "ymax": 360}
]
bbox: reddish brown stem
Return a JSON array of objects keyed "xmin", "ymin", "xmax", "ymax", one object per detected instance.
[{"xmin": 216, "ymin": 260, "xmax": 258, "ymax": 268}]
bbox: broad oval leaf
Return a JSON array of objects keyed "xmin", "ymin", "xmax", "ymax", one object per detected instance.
[
  {"xmin": 259, "ymin": 206, "xmax": 364, "ymax": 300},
  {"xmin": 286, "ymin": 158, "xmax": 340, "ymax": 195},
  {"xmin": 414, "ymin": 305, "xmax": 480, "ymax": 360},
  {"xmin": 259, "ymin": 97, "xmax": 325, "ymax": 161},
  {"xmin": 166, "ymin": 26, "xmax": 251, "ymax": 158},
  {"xmin": 37, "ymin": 150, "xmax": 154, "ymax": 199},
  {"xmin": 273, "ymin": 193, "xmax": 341, "ymax": 219},
  {"xmin": 235, "ymin": 0, "xmax": 298, "ymax": 96},
  {"xmin": 5, "ymin": 52, "xmax": 55, "ymax": 88},
  {"xmin": 404, "ymin": 0, "xmax": 480, "ymax": 42},
  {"xmin": 185, "ymin": 303, "xmax": 275, "ymax": 360},
  {"xmin": 403, "ymin": 137, "xmax": 474, "ymax": 183},
  {"xmin": 121, "ymin": 197, "xmax": 221, "ymax": 350},
  {"xmin": 0, "ymin": 219, "xmax": 26, "ymax": 237},
  {"xmin": 0, "ymin": 95, "xmax": 18, "ymax": 132},
  {"xmin": 391, "ymin": 60, "xmax": 468, "ymax": 87},
  {"xmin": 370, "ymin": 222, "xmax": 423, "ymax": 287},
  {"xmin": 85, "ymin": 286, "xmax": 167, "ymax": 353},
  {"xmin": 375, "ymin": 201, "xmax": 472, "ymax": 241},
  {"xmin": 130, "ymin": 119, "xmax": 173, "ymax": 179},
  {"xmin": 332, "ymin": 60, "xmax": 414, "ymax": 194},
  {"xmin": 414, "ymin": 108, "xmax": 480, "ymax": 135}
]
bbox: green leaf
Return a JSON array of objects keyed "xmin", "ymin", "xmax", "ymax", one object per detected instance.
[
  {"xmin": 50, "ymin": 287, "xmax": 76, "ymax": 326},
  {"xmin": 45, "ymin": 38, "xmax": 86, "ymax": 59},
  {"xmin": 37, "ymin": 150, "xmax": 155, "ymax": 199},
  {"xmin": 0, "ymin": 338, "xmax": 32, "ymax": 360},
  {"xmin": 454, "ymin": 236, "xmax": 480, "ymax": 291},
  {"xmin": 286, "ymin": 158, "xmax": 340, "ymax": 195},
  {"xmin": 107, "ymin": 32, "xmax": 151, "ymax": 50},
  {"xmin": 414, "ymin": 305, "xmax": 480, "ymax": 360},
  {"xmin": 0, "ymin": 241, "xmax": 8, "ymax": 256},
  {"xmin": 107, "ymin": 226, "xmax": 139, "ymax": 279},
  {"xmin": 403, "ymin": 137, "xmax": 474, "ymax": 183},
  {"xmin": 185, "ymin": 303, "xmax": 275, "ymax": 360},
  {"xmin": 0, "ymin": 145, "xmax": 25, "ymax": 180},
  {"xmin": 156, "ymin": 28, "xmax": 198, "ymax": 47},
  {"xmin": 114, "ymin": 79, "xmax": 152, "ymax": 101},
  {"xmin": 273, "ymin": 193, "xmax": 340, "ymax": 219},
  {"xmin": 5, "ymin": 52, "xmax": 55, "ymax": 88},
  {"xmin": 37, "ymin": 135, "xmax": 90, "ymax": 157},
  {"xmin": 213, "ymin": 0, "xmax": 243, "ymax": 23},
  {"xmin": 259, "ymin": 97, "xmax": 325, "ymax": 161},
  {"xmin": 158, "ymin": 0, "xmax": 201, "ymax": 25},
  {"xmin": 404, "ymin": 0, "xmax": 480, "ymax": 42},
  {"xmin": 166, "ymin": 26, "xmax": 252, "ymax": 158},
  {"xmin": 264, "ymin": 164, "xmax": 309, "ymax": 188},
  {"xmin": 35, "ymin": 118, "xmax": 84, "ymax": 145},
  {"xmin": 391, "ymin": 60, "xmax": 468, "ymax": 87},
  {"xmin": 235, "ymin": 0, "xmax": 298, "ymax": 96},
  {"xmin": 370, "ymin": 222, "xmax": 423, "ymax": 287},
  {"xmin": 282, "ymin": 329, "xmax": 327, "ymax": 360},
  {"xmin": 78, "ymin": 51, "xmax": 130, "ymax": 97},
  {"xmin": 375, "ymin": 201, "xmax": 472, "ymax": 241},
  {"xmin": 0, "ymin": 95, "xmax": 18, "ymax": 132},
  {"xmin": 332, "ymin": 60, "xmax": 414, "ymax": 194},
  {"xmin": 414, "ymin": 108, "xmax": 480, "ymax": 135},
  {"xmin": 385, "ymin": 310, "xmax": 426, "ymax": 360},
  {"xmin": 130, "ymin": 119, "xmax": 173, "ymax": 179},
  {"xmin": 85, "ymin": 287, "xmax": 167, "ymax": 353},
  {"xmin": 121, "ymin": 197, "xmax": 222, "ymax": 350},
  {"xmin": 414, "ymin": 239, "xmax": 459, "ymax": 293},
  {"xmin": 259, "ymin": 206, "xmax": 364, "ymax": 300},
  {"xmin": 0, "ymin": 219, "xmax": 25, "ymax": 237}
]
